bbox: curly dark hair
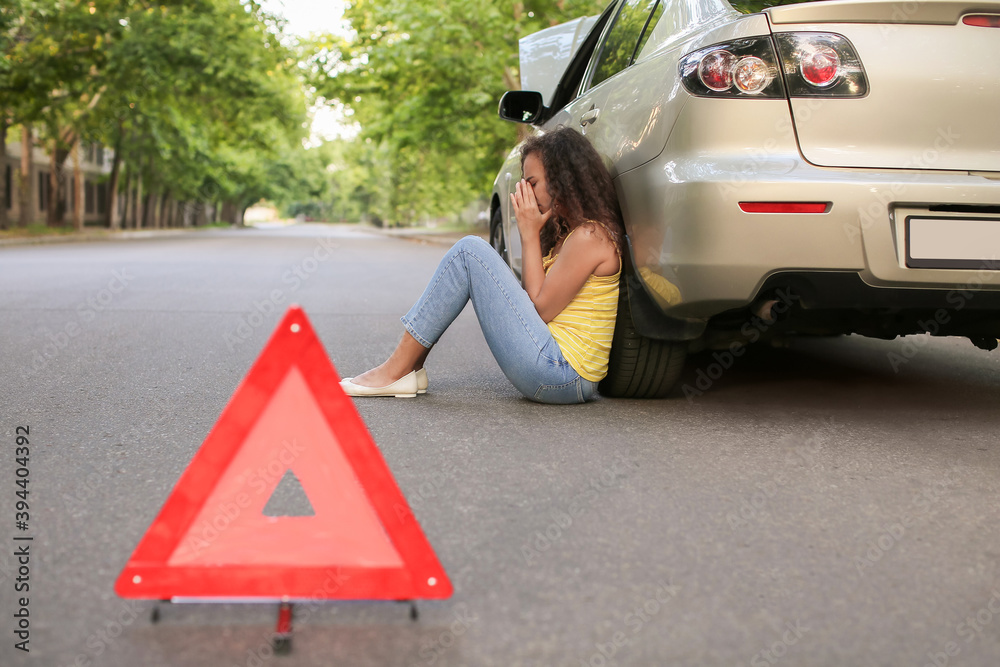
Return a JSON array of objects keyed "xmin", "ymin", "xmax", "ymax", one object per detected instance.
[{"xmin": 520, "ymin": 127, "xmax": 625, "ymax": 257}]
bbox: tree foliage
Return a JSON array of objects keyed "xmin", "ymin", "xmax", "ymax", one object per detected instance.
[
  {"xmin": 308, "ymin": 0, "xmax": 607, "ymax": 225},
  {"xmin": 1, "ymin": 0, "xmax": 317, "ymax": 227}
]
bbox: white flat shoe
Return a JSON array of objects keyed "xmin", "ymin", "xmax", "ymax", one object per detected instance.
[
  {"xmin": 416, "ymin": 367, "xmax": 428, "ymax": 394},
  {"xmin": 341, "ymin": 370, "xmax": 419, "ymax": 398}
]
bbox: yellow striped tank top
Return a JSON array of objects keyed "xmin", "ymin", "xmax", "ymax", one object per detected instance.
[{"xmin": 543, "ymin": 232, "xmax": 621, "ymax": 382}]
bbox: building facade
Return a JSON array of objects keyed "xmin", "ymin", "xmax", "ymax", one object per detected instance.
[{"xmin": 3, "ymin": 133, "xmax": 113, "ymax": 226}]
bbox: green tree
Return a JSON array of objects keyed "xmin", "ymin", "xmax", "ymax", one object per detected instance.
[
  {"xmin": 80, "ymin": 0, "xmax": 309, "ymax": 227},
  {"xmin": 308, "ymin": 0, "xmax": 607, "ymax": 225},
  {"xmin": 2, "ymin": 0, "xmax": 311, "ymax": 228}
]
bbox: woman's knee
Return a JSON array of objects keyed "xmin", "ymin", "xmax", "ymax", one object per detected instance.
[{"xmin": 452, "ymin": 235, "xmax": 491, "ymax": 254}]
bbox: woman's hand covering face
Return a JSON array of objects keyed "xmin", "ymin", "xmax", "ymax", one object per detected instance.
[{"xmin": 511, "ymin": 152, "xmax": 553, "ymax": 240}]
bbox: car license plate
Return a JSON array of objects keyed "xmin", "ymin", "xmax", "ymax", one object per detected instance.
[{"xmin": 906, "ymin": 216, "xmax": 1000, "ymax": 269}]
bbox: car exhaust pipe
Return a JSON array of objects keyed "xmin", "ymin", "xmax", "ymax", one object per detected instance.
[{"xmin": 753, "ymin": 299, "xmax": 781, "ymax": 324}]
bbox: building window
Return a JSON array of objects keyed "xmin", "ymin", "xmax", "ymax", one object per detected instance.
[{"xmin": 85, "ymin": 142, "xmax": 104, "ymax": 167}]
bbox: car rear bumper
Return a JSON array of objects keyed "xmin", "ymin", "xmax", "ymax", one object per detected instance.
[{"xmin": 618, "ymin": 139, "xmax": 1000, "ymax": 322}]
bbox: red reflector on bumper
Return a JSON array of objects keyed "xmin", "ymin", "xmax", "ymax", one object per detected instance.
[
  {"xmin": 963, "ymin": 14, "xmax": 1000, "ymax": 27},
  {"xmin": 739, "ymin": 202, "xmax": 830, "ymax": 213}
]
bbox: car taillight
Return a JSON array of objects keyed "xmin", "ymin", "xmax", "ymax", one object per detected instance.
[
  {"xmin": 963, "ymin": 13, "xmax": 1000, "ymax": 27},
  {"xmin": 773, "ymin": 32, "xmax": 868, "ymax": 97},
  {"xmin": 698, "ymin": 50, "xmax": 738, "ymax": 91},
  {"xmin": 733, "ymin": 56, "xmax": 772, "ymax": 94},
  {"xmin": 679, "ymin": 37, "xmax": 784, "ymax": 98},
  {"xmin": 799, "ymin": 45, "xmax": 840, "ymax": 87}
]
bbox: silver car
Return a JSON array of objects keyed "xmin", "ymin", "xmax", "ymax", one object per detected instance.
[{"xmin": 491, "ymin": 0, "xmax": 1000, "ymax": 398}]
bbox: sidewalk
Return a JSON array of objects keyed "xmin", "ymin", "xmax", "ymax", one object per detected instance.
[
  {"xmin": 0, "ymin": 227, "xmax": 214, "ymax": 247},
  {"xmin": 367, "ymin": 224, "xmax": 488, "ymax": 247}
]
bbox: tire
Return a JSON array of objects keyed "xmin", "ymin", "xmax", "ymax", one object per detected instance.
[
  {"xmin": 599, "ymin": 279, "xmax": 687, "ymax": 399},
  {"xmin": 489, "ymin": 207, "xmax": 507, "ymax": 262}
]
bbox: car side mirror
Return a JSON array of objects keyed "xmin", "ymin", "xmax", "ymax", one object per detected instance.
[{"xmin": 498, "ymin": 91, "xmax": 545, "ymax": 124}]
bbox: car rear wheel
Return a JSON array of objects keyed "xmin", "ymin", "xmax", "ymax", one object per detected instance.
[
  {"xmin": 599, "ymin": 279, "xmax": 687, "ymax": 399},
  {"xmin": 490, "ymin": 207, "xmax": 507, "ymax": 261}
]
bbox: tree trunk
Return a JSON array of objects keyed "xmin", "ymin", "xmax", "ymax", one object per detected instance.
[
  {"xmin": 47, "ymin": 141, "xmax": 58, "ymax": 226},
  {"xmin": 48, "ymin": 138, "xmax": 72, "ymax": 227},
  {"xmin": 134, "ymin": 172, "xmax": 144, "ymax": 228},
  {"xmin": 221, "ymin": 201, "xmax": 237, "ymax": 224},
  {"xmin": 106, "ymin": 127, "xmax": 124, "ymax": 229},
  {"xmin": 120, "ymin": 168, "xmax": 132, "ymax": 229},
  {"xmin": 18, "ymin": 124, "xmax": 33, "ymax": 226},
  {"xmin": 158, "ymin": 191, "xmax": 170, "ymax": 228},
  {"xmin": 72, "ymin": 140, "xmax": 84, "ymax": 231},
  {"xmin": 0, "ymin": 118, "xmax": 7, "ymax": 229},
  {"xmin": 147, "ymin": 192, "xmax": 159, "ymax": 229},
  {"xmin": 141, "ymin": 192, "xmax": 151, "ymax": 228}
]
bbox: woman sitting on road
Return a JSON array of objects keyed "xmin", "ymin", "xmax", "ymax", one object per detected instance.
[{"xmin": 340, "ymin": 127, "xmax": 624, "ymax": 404}]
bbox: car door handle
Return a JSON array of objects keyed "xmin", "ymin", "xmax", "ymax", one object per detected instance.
[{"xmin": 580, "ymin": 108, "xmax": 600, "ymax": 126}]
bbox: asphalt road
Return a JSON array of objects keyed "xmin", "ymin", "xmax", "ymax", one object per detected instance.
[{"xmin": 2, "ymin": 223, "xmax": 1000, "ymax": 667}]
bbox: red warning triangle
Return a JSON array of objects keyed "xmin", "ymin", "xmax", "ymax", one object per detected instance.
[{"xmin": 115, "ymin": 305, "xmax": 452, "ymax": 600}]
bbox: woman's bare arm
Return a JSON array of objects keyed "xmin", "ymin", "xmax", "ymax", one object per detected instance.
[{"xmin": 530, "ymin": 226, "xmax": 618, "ymax": 322}]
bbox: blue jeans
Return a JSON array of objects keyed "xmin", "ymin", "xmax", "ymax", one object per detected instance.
[{"xmin": 401, "ymin": 236, "xmax": 599, "ymax": 404}]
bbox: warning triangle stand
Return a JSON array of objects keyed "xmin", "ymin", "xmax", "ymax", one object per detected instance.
[{"xmin": 115, "ymin": 304, "xmax": 452, "ymax": 604}]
